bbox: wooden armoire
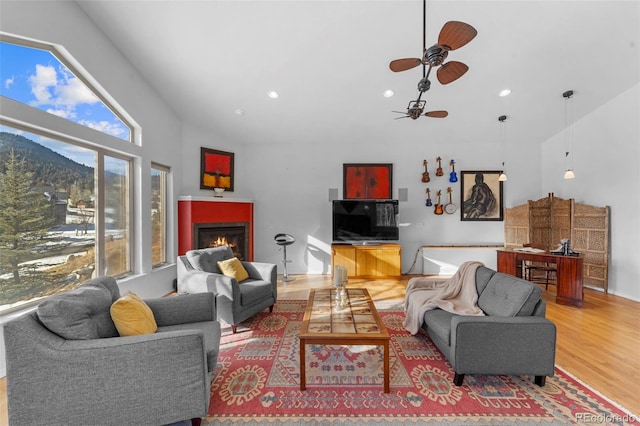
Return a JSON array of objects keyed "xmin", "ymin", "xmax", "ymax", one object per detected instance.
[{"xmin": 504, "ymin": 193, "xmax": 610, "ymax": 292}]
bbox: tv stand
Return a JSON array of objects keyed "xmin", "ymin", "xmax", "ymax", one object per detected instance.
[{"xmin": 332, "ymin": 243, "xmax": 401, "ymax": 278}]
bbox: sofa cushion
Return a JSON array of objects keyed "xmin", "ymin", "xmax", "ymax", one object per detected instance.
[
  {"xmin": 37, "ymin": 284, "xmax": 119, "ymax": 340},
  {"xmin": 110, "ymin": 292, "xmax": 158, "ymax": 336},
  {"xmin": 186, "ymin": 247, "xmax": 233, "ymax": 273},
  {"xmin": 423, "ymin": 309, "xmax": 456, "ymax": 345},
  {"xmin": 475, "ymin": 266, "xmax": 496, "ymax": 296},
  {"xmin": 477, "ymin": 273, "xmax": 542, "ymax": 317},
  {"xmin": 217, "ymin": 257, "xmax": 249, "ymax": 282}
]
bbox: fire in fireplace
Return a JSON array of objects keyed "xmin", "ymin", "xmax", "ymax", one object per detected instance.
[{"xmin": 193, "ymin": 222, "xmax": 249, "ymax": 260}]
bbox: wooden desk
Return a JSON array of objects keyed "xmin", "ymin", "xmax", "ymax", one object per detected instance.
[{"xmin": 496, "ymin": 249, "xmax": 584, "ymax": 307}]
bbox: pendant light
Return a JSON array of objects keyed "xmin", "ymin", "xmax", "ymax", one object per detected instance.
[
  {"xmin": 498, "ymin": 115, "xmax": 508, "ymax": 181},
  {"xmin": 563, "ymin": 90, "xmax": 576, "ymax": 179}
]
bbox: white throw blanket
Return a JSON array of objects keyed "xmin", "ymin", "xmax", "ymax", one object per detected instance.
[{"xmin": 403, "ymin": 261, "xmax": 485, "ymax": 335}]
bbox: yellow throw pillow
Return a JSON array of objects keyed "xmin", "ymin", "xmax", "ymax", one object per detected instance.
[
  {"xmin": 217, "ymin": 257, "xmax": 249, "ymax": 282},
  {"xmin": 110, "ymin": 291, "xmax": 157, "ymax": 336}
]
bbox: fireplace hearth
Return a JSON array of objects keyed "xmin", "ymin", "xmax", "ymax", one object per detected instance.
[{"xmin": 193, "ymin": 222, "xmax": 249, "ymax": 260}]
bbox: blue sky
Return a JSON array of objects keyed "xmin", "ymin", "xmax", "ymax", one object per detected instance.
[{"xmin": 0, "ymin": 41, "xmax": 130, "ymax": 157}]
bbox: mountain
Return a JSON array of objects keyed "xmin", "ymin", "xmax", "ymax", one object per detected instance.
[{"xmin": 0, "ymin": 132, "xmax": 94, "ymax": 192}]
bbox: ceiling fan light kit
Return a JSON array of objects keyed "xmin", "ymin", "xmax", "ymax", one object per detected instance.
[{"xmin": 389, "ymin": 0, "xmax": 477, "ymax": 121}]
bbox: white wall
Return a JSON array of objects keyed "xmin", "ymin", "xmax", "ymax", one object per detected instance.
[
  {"xmin": 541, "ymin": 84, "xmax": 640, "ymax": 301},
  {"xmin": 185, "ymin": 135, "xmax": 542, "ymax": 275}
]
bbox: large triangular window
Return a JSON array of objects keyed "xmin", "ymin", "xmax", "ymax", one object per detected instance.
[{"xmin": 0, "ymin": 39, "xmax": 132, "ymax": 142}]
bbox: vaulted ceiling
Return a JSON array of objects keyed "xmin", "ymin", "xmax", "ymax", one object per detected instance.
[{"xmin": 78, "ymin": 1, "xmax": 639, "ymax": 147}]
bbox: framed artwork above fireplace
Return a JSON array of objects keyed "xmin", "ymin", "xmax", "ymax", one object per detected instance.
[{"xmin": 200, "ymin": 147, "xmax": 234, "ymax": 191}]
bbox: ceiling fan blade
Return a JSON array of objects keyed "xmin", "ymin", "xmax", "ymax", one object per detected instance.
[
  {"xmin": 437, "ymin": 61, "xmax": 469, "ymax": 84},
  {"xmin": 438, "ymin": 21, "xmax": 477, "ymax": 50},
  {"xmin": 425, "ymin": 110, "xmax": 448, "ymax": 118},
  {"xmin": 389, "ymin": 58, "xmax": 422, "ymax": 72},
  {"xmin": 392, "ymin": 111, "xmax": 409, "ymax": 114},
  {"xmin": 394, "ymin": 115, "xmax": 410, "ymax": 120}
]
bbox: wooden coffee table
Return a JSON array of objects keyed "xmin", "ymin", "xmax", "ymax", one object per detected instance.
[{"xmin": 299, "ymin": 287, "xmax": 390, "ymax": 393}]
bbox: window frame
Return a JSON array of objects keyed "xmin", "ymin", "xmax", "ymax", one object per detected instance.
[{"xmin": 151, "ymin": 162, "xmax": 169, "ymax": 269}]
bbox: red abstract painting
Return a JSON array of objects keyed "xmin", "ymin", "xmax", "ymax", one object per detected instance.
[
  {"xmin": 200, "ymin": 147, "xmax": 234, "ymax": 191},
  {"xmin": 343, "ymin": 163, "xmax": 392, "ymax": 199}
]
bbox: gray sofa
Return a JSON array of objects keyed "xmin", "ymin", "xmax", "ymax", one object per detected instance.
[
  {"xmin": 421, "ymin": 266, "xmax": 556, "ymax": 387},
  {"xmin": 3, "ymin": 276, "xmax": 220, "ymax": 426},
  {"xmin": 177, "ymin": 246, "xmax": 277, "ymax": 333}
]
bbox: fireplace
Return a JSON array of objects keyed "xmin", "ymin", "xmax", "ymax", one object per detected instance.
[
  {"xmin": 193, "ymin": 222, "xmax": 249, "ymax": 260},
  {"xmin": 178, "ymin": 197, "xmax": 254, "ymax": 260}
]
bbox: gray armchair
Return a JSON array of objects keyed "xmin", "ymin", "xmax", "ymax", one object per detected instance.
[
  {"xmin": 3, "ymin": 276, "xmax": 220, "ymax": 426},
  {"xmin": 177, "ymin": 246, "xmax": 277, "ymax": 333}
]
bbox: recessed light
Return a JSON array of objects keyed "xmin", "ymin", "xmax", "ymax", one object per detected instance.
[
  {"xmin": 499, "ymin": 89, "xmax": 512, "ymax": 97},
  {"xmin": 267, "ymin": 90, "xmax": 279, "ymax": 99},
  {"xmin": 234, "ymin": 109, "xmax": 246, "ymax": 116},
  {"xmin": 383, "ymin": 89, "xmax": 394, "ymax": 98}
]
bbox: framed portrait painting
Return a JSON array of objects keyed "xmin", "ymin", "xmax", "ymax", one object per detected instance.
[
  {"xmin": 200, "ymin": 147, "xmax": 234, "ymax": 191},
  {"xmin": 459, "ymin": 170, "xmax": 504, "ymax": 221},
  {"xmin": 343, "ymin": 163, "xmax": 392, "ymax": 200}
]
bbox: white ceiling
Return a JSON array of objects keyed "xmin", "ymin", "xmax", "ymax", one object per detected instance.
[{"xmin": 77, "ymin": 1, "xmax": 639, "ymax": 147}]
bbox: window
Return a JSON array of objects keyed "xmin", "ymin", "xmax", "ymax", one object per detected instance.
[
  {"xmin": 0, "ymin": 39, "xmax": 132, "ymax": 142},
  {"xmin": 0, "ymin": 36, "xmax": 136, "ymax": 314},
  {"xmin": 151, "ymin": 164, "xmax": 169, "ymax": 267}
]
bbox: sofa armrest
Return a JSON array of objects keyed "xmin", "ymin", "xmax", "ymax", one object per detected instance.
[
  {"xmin": 450, "ymin": 316, "xmax": 556, "ymax": 375},
  {"xmin": 243, "ymin": 262, "xmax": 277, "ymax": 282},
  {"xmin": 4, "ymin": 315, "xmax": 210, "ymax": 425},
  {"xmin": 177, "ymin": 267, "xmax": 224, "ymax": 294},
  {"xmin": 145, "ymin": 292, "xmax": 215, "ymax": 326}
]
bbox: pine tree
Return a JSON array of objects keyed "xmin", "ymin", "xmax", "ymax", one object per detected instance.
[{"xmin": 0, "ymin": 149, "xmax": 56, "ymax": 284}]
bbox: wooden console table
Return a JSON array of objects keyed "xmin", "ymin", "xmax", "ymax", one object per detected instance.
[
  {"xmin": 496, "ymin": 249, "xmax": 584, "ymax": 307},
  {"xmin": 331, "ymin": 243, "xmax": 401, "ymax": 278}
]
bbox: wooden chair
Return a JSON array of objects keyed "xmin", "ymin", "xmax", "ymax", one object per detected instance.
[{"xmin": 521, "ymin": 244, "xmax": 557, "ymax": 290}]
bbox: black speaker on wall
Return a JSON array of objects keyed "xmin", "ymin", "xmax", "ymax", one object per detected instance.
[
  {"xmin": 398, "ymin": 188, "xmax": 408, "ymax": 202},
  {"xmin": 328, "ymin": 188, "xmax": 339, "ymax": 202}
]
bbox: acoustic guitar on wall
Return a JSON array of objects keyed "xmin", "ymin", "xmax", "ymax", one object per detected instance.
[
  {"xmin": 435, "ymin": 157, "xmax": 444, "ymax": 177},
  {"xmin": 421, "ymin": 160, "xmax": 430, "ymax": 183},
  {"xmin": 449, "ymin": 159, "xmax": 458, "ymax": 183},
  {"xmin": 425, "ymin": 188, "xmax": 432, "ymax": 206},
  {"xmin": 434, "ymin": 190, "xmax": 444, "ymax": 215}
]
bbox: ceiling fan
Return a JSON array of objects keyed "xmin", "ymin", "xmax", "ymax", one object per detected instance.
[
  {"xmin": 389, "ymin": 0, "xmax": 477, "ymax": 91},
  {"xmin": 393, "ymin": 99, "xmax": 448, "ymax": 120}
]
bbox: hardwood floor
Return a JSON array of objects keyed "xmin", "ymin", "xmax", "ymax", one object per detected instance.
[{"xmin": 0, "ymin": 274, "xmax": 637, "ymax": 424}]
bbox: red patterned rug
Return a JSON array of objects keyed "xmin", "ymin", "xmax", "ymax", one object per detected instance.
[{"xmin": 204, "ymin": 300, "xmax": 636, "ymax": 424}]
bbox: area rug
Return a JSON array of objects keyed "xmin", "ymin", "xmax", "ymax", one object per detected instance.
[{"xmin": 204, "ymin": 300, "xmax": 636, "ymax": 425}]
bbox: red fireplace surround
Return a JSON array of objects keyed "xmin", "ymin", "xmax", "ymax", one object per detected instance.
[{"xmin": 178, "ymin": 197, "xmax": 254, "ymax": 260}]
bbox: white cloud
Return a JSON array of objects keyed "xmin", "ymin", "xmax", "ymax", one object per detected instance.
[
  {"xmin": 46, "ymin": 108, "xmax": 75, "ymax": 119},
  {"xmin": 28, "ymin": 64, "xmax": 98, "ymax": 108},
  {"xmin": 56, "ymin": 68, "xmax": 99, "ymax": 106},
  {"xmin": 29, "ymin": 64, "xmax": 57, "ymax": 105},
  {"xmin": 4, "ymin": 76, "xmax": 14, "ymax": 89},
  {"xmin": 79, "ymin": 120, "xmax": 126, "ymax": 137}
]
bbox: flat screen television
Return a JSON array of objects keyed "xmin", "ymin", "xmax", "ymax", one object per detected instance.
[{"xmin": 332, "ymin": 199, "xmax": 399, "ymax": 243}]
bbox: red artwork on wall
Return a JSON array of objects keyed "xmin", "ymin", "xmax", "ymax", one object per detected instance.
[
  {"xmin": 343, "ymin": 163, "xmax": 393, "ymax": 199},
  {"xmin": 200, "ymin": 147, "xmax": 234, "ymax": 191}
]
